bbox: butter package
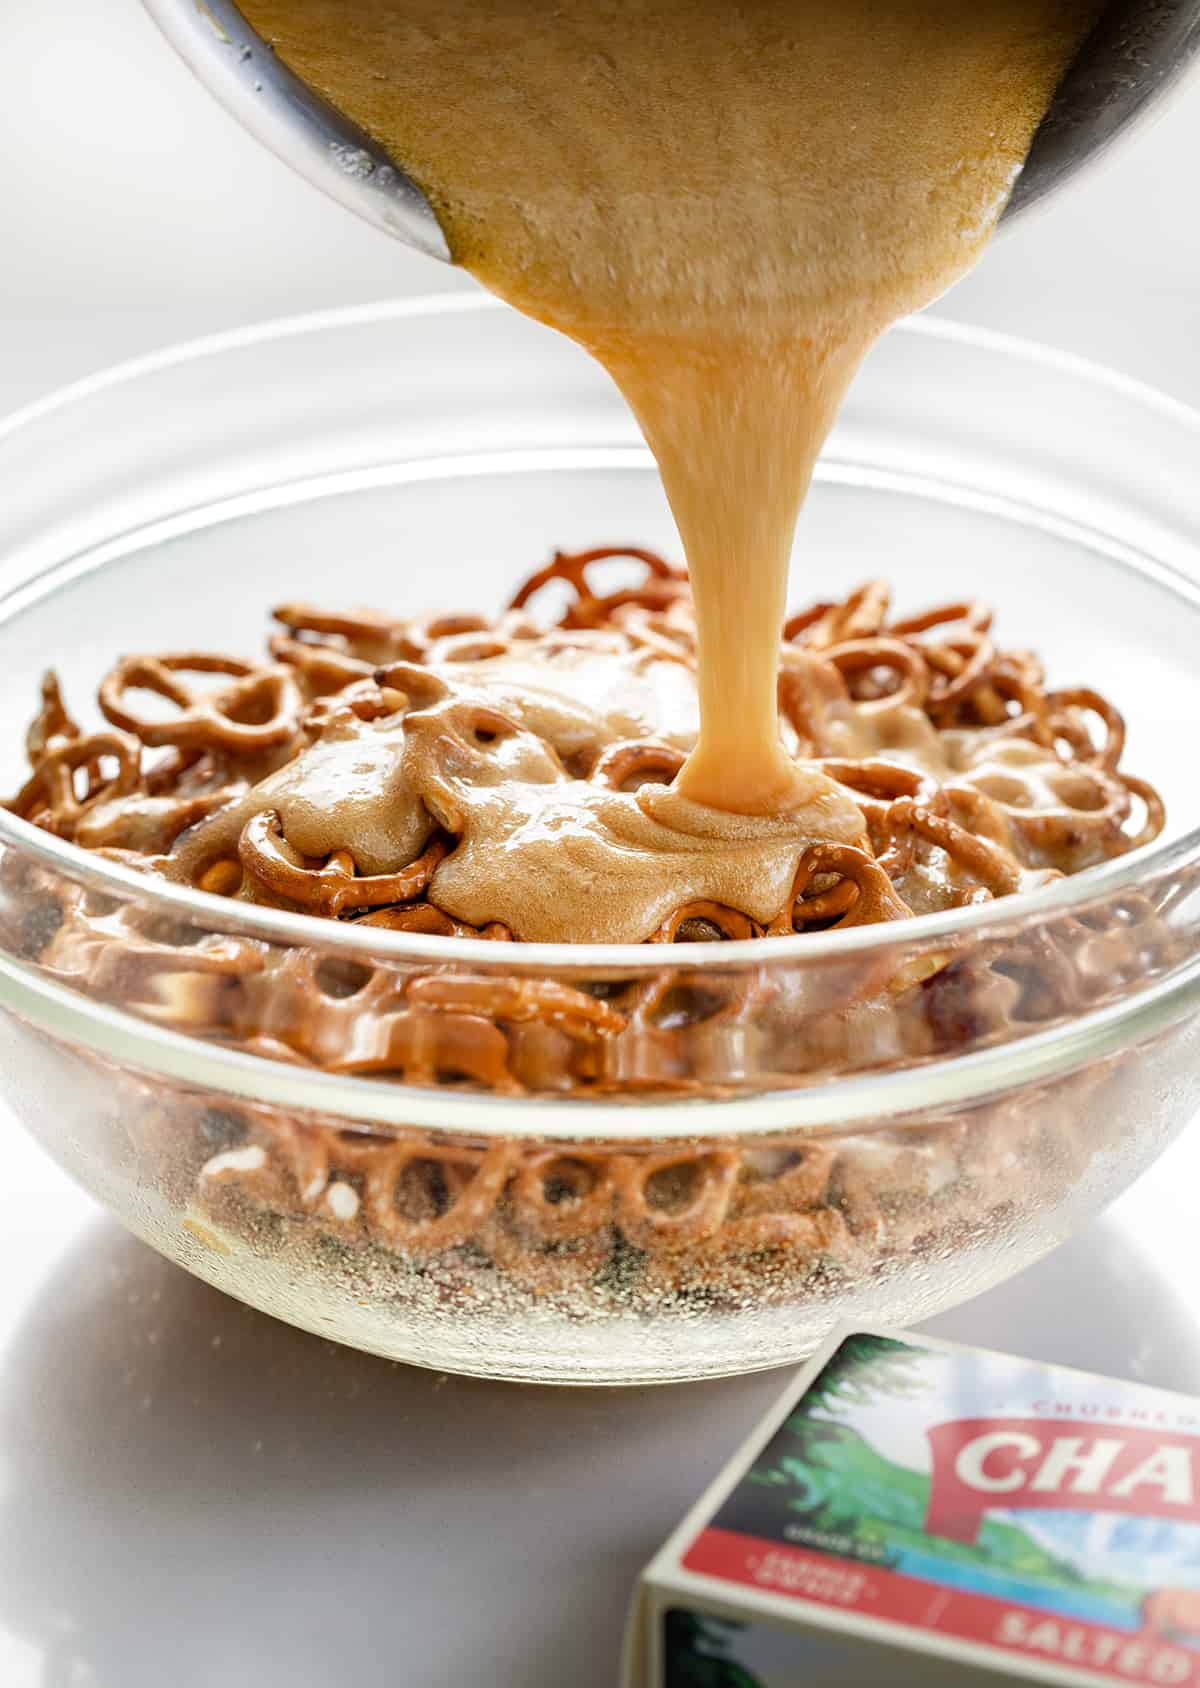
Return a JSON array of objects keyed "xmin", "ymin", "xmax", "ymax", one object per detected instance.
[{"xmin": 623, "ymin": 1327, "xmax": 1200, "ymax": 1687}]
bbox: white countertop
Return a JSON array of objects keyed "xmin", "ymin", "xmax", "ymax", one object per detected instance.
[{"xmin": 2, "ymin": 6, "xmax": 1200, "ymax": 1685}]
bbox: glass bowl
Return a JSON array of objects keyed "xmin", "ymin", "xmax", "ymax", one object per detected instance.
[{"xmin": 0, "ymin": 299, "xmax": 1198, "ymax": 1385}]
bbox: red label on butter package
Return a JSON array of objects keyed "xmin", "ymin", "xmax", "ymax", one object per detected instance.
[
  {"xmin": 667, "ymin": 1332, "xmax": 1200, "ymax": 1687},
  {"xmin": 925, "ymin": 1418, "xmax": 1200, "ymax": 1542}
]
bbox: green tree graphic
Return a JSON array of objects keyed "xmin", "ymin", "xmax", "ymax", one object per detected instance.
[
  {"xmin": 744, "ymin": 1336, "xmax": 934, "ymax": 1521},
  {"xmin": 798, "ymin": 1334, "xmax": 933, "ymax": 1419}
]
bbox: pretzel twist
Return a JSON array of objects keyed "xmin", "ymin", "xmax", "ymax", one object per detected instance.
[
  {"xmin": 650, "ymin": 902, "xmax": 764, "ymax": 942},
  {"xmin": 825, "ymin": 637, "xmax": 930, "ymax": 711},
  {"xmin": 237, "ymin": 811, "xmax": 447, "ymax": 916},
  {"xmin": 591, "ymin": 740, "xmax": 687, "ymax": 790},
  {"xmin": 7, "ymin": 730, "xmax": 142, "ymax": 836},
  {"xmin": 768, "ymin": 844, "xmax": 912, "ymax": 934},
  {"xmin": 882, "ymin": 798, "xmax": 1024, "ymax": 896},
  {"xmin": 407, "ymin": 974, "xmax": 627, "ymax": 1040},
  {"xmin": 508, "ymin": 545, "xmax": 687, "ymax": 628},
  {"xmin": 100, "ymin": 654, "xmax": 303, "ymax": 755},
  {"xmin": 612, "ymin": 1148, "xmax": 740, "ymax": 1246}
]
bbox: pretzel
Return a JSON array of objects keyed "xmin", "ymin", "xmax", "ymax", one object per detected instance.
[
  {"xmin": 268, "ymin": 630, "xmax": 375, "ymax": 696},
  {"xmin": 922, "ymin": 630, "xmax": 999, "ymax": 709},
  {"xmin": 271, "ymin": 602, "xmax": 426, "ymax": 665},
  {"xmin": 299, "ymin": 680, "xmax": 409, "ymax": 742},
  {"xmin": 955, "ymin": 761, "xmax": 1142, "ymax": 871},
  {"xmin": 352, "ymin": 901, "xmax": 512, "ymax": 940},
  {"xmin": 889, "ymin": 600, "xmax": 992, "ymax": 638},
  {"xmin": 508, "ymin": 545, "xmax": 687, "ymax": 627},
  {"xmin": 734, "ymin": 1142, "xmax": 838, "ymax": 1215},
  {"xmin": 406, "ymin": 974, "xmax": 626, "ymax": 1040},
  {"xmin": 1120, "ymin": 774, "xmax": 1167, "ymax": 852},
  {"xmin": 238, "ymin": 1120, "xmax": 518, "ymax": 1254},
  {"xmin": 26, "ymin": 671, "xmax": 81, "ymax": 764},
  {"xmin": 508, "ymin": 1150, "xmax": 619, "ymax": 1240},
  {"xmin": 100, "ymin": 654, "xmax": 303, "ymax": 755},
  {"xmin": 611, "ymin": 1148, "xmax": 740, "ymax": 1246},
  {"xmin": 824, "ymin": 637, "xmax": 930, "ymax": 711},
  {"xmin": 609, "ymin": 603, "xmax": 698, "ymax": 668},
  {"xmin": 634, "ymin": 1206, "xmax": 858, "ymax": 1298},
  {"xmin": 75, "ymin": 787, "xmax": 241, "ymax": 854},
  {"xmin": 768, "ymin": 844, "xmax": 912, "ymax": 934},
  {"xmin": 591, "ymin": 739, "xmax": 687, "ymax": 790},
  {"xmin": 943, "ymin": 652, "xmax": 1054, "ymax": 737},
  {"xmin": 784, "ymin": 580, "xmax": 890, "ymax": 647},
  {"xmin": 1045, "ymin": 687, "xmax": 1126, "ymax": 771},
  {"xmin": 650, "ymin": 901, "xmax": 763, "ymax": 942},
  {"xmin": 880, "ymin": 798, "xmax": 1024, "ymax": 897},
  {"xmin": 474, "ymin": 1215, "xmax": 614, "ymax": 1293},
  {"xmin": 815, "ymin": 760, "xmax": 942, "ymax": 840},
  {"xmin": 237, "ymin": 811, "xmax": 447, "ymax": 916},
  {"xmin": 7, "ymin": 731, "xmax": 142, "ymax": 837}
]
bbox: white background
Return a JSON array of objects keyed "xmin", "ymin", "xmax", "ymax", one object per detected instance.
[{"xmin": 2, "ymin": 6, "xmax": 1200, "ymax": 1686}]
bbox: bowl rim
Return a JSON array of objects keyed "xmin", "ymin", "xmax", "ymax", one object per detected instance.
[{"xmin": 0, "ymin": 296, "xmax": 1197, "ymax": 973}]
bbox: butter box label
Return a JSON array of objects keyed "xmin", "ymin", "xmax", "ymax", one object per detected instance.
[{"xmin": 679, "ymin": 1333, "xmax": 1200, "ymax": 1685}]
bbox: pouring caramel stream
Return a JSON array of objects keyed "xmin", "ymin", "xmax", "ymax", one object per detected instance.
[{"xmin": 237, "ymin": 0, "xmax": 1095, "ymax": 899}]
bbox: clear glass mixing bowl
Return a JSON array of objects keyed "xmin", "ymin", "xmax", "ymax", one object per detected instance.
[{"xmin": 0, "ymin": 299, "xmax": 1198, "ymax": 1384}]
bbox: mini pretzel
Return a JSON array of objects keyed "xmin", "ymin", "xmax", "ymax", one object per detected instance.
[
  {"xmin": 237, "ymin": 810, "xmax": 447, "ymax": 916},
  {"xmin": 768, "ymin": 844, "xmax": 912, "ymax": 934},
  {"xmin": 407, "ymin": 974, "xmax": 626, "ymax": 1040},
  {"xmin": 635, "ymin": 1206, "xmax": 858, "ymax": 1298},
  {"xmin": 100, "ymin": 654, "xmax": 303, "ymax": 754},
  {"xmin": 426, "ymin": 630, "xmax": 515, "ymax": 663},
  {"xmin": 8, "ymin": 731, "xmax": 142, "ymax": 836},
  {"xmin": 418, "ymin": 613, "xmax": 496, "ymax": 642},
  {"xmin": 279, "ymin": 1130, "xmax": 517, "ymax": 1254},
  {"xmin": 353, "ymin": 902, "xmax": 512, "ymax": 941},
  {"xmin": 509, "ymin": 1151, "xmax": 618, "ymax": 1241},
  {"xmin": 881, "ymin": 798, "xmax": 1023, "ymax": 896},
  {"xmin": 889, "ymin": 600, "xmax": 992, "ymax": 638},
  {"xmin": 590, "ymin": 740, "xmax": 686, "ymax": 790},
  {"xmin": 824, "ymin": 637, "xmax": 929, "ymax": 711},
  {"xmin": 612, "ymin": 1148, "xmax": 739, "ymax": 1246},
  {"xmin": 816, "ymin": 758, "xmax": 940, "ymax": 835},
  {"xmin": 776, "ymin": 651, "xmax": 852, "ymax": 753},
  {"xmin": 269, "ymin": 630, "xmax": 375, "ymax": 695},
  {"xmin": 26, "ymin": 671, "xmax": 81, "ymax": 764},
  {"xmin": 1118, "ymin": 774, "xmax": 1166, "ymax": 852},
  {"xmin": 301, "ymin": 680, "xmax": 407, "ymax": 741},
  {"xmin": 476, "ymin": 1215, "xmax": 613, "ymax": 1292},
  {"xmin": 509, "ymin": 545, "xmax": 686, "ymax": 627},
  {"xmin": 922, "ymin": 631, "xmax": 999, "ymax": 710},
  {"xmin": 784, "ymin": 580, "xmax": 890, "ymax": 648},
  {"xmin": 272, "ymin": 602, "xmax": 424, "ymax": 664},
  {"xmin": 947, "ymin": 653, "xmax": 1054, "ymax": 739},
  {"xmin": 650, "ymin": 901, "xmax": 762, "ymax": 942},
  {"xmin": 734, "ymin": 1143, "xmax": 838, "ymax": 1216},
  {"xmin": 1045, "ymin": 687, "xmax": 1126, "ymax": 771},
  {"xmin": 960, "ymin": 762, "xmax": 1138, "ymax": 867},
  {"xmin": 371, "ymin": 1140, "xmax": 518, "ymax": 1252},
  {"xmin": 75, "ymin": 788, "xmax": 241, "ymax": 854},
  {"xmin": 609, "ymin": 604, "xmax": 698, "ymax": 668}
]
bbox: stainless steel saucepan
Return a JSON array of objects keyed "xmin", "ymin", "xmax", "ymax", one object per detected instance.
[{"xmin": 143, "ymin": 0, "xmax": 1200, "ymax": 264}]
